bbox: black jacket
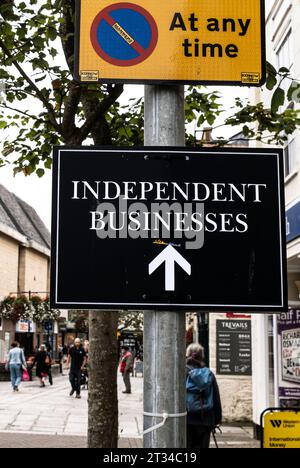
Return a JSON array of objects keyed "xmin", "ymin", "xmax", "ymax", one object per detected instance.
[
  {"xmin": 33, "ymin": 351, "xmax": 49, "ymax": 377},
  {"xmin": 186, "ymin": 363, "xmax": 222, "ymax": 427}
]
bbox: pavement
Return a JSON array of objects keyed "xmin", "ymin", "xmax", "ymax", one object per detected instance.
[{"xmin": 0, "ymin": 371, "xmax": 259, "ymax": 448}]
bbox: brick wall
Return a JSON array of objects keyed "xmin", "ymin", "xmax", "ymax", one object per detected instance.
[{"xmin": 0, "ymin": 233, "xmax": 19, "ymax": 299}]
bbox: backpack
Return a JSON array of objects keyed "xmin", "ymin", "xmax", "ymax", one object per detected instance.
[{"xmin": 186, "ymin": 367, "xmax": 214, "ymax": 413}]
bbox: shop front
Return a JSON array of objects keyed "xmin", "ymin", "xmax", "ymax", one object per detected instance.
[
  {"xmin": 42, "ymin": 320, "xmax": 59, "ymax": 358},
  {"xmin": 15, "ymin": 319, "xmax": 36, "ymax": 356},
  {"xmin": 277, "ymin": 310, "xmax": 300, "ymax": 408},
  {"xmin": 119, "ymin": 330, "xmax": 143, "ymax": 360}
]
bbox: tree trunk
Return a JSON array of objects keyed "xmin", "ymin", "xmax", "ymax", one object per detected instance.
[{"xmin": 88, "ymin": 310, "xmax": 119, "ymax": 448}]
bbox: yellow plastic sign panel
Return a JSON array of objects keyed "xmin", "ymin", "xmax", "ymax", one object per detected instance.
[
  {"xmin": 75, "ymin": 0, "xmax": 266, "ymax": 86},
  {"xmin": 263, "ymin": 410, "xmax": 300, "ymax": 449}
]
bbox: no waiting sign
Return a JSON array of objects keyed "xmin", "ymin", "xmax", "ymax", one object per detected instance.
[
  {"xmin": 51, "ymin": 147, "xmax": 287, "ymax": 311},
  {"xmin": 75, "ymin": 0, "xmax": 266, "ymax": 85}
]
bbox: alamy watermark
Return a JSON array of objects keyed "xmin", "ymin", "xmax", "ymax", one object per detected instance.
[{"xmin": 90, "ymin": 196, "xmax": 205, "ymax": 250}]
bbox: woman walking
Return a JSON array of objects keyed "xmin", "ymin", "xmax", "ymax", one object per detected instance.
[
  {"xmin": 186, "ymin": 343, "xmax": 222, "ymax": 449},
  {"xmin": 32, "ymin": 344, "xmax": 49, "ymax": 387},
  {"xmin": 6, "ymin": 342, "xmax": 27, "ymax": 392}
]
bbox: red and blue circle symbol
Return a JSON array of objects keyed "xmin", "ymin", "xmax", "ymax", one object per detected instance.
[{"xmin": 90, "ymin": 3, "xmax": 158, "ymax": 67}]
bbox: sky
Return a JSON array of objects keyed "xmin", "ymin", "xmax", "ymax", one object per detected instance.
[{"xmin": 0, "ymin": 85, "xmax": 248, "ymax": 231}]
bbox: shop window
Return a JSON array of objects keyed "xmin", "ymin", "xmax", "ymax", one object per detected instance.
[
  {"xmin": 276, "ymin": 29, "xmax": 293, "ymax": 94},
  {"xmin": 284, "ymin": 138, "xmax": 297, "ymax": 178}
]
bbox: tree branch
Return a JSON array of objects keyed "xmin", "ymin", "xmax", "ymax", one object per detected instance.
[
  {"xmin": 62, "ymin": 80, "xmax": 82, "ymax": 138},
  {"xmin": 60, "ymin": 0, "xmax": 76, "ymax": 72},
  {"xmin": 81, "ymin": 92, "xmax": 113, "ymax": 145},
  {"xmin": 79, "ymin": 84, "xmax": 123, "ymax": 141},
  {"xmin": 0, "ymin": 103, "xmax": 40, "ymax": 120},
  {"xmin": 0, "ymin": 38, "xmax": 61, "ymax": 132}
]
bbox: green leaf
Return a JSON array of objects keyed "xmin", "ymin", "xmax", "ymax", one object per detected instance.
[
  {"xmin": 266, "ymin": 62, "xmax": 277, "ymax": 76},
  {"xmin": 287, "ymin": 81, "xmax": 300, "ymax": 102},
  {"xmin": 266, "ymin": 73, "xmax": 277, "ymax": 91},
  {"xmin": 242, "ymin": 125, "xmax": 250, "ymax": 136},
  {"xmin": 266, "ymin": 62, "xmax": 278, "ymax": 91},
  {"xmin": 271, "ymin": 88, "xmax": 285, "ymax": 113},
  {"xmin": 36, "ymin": 168, "xmax": 45, "ymax": 178},
  {"xmin": 47, "ymin": 28, "xmax": 57, "ymax": 42},
  {"xmin": 206, "ymin": 113, "xmax": 215, "ymax": 126},
  {"xmin": 278, "ymin": 67, "xmax": 290, "ymax": 74}
]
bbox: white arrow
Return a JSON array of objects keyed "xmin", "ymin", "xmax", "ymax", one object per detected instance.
[{"xmin": 149, "ymin": 245, "xmax": 191, "ymax": 291}]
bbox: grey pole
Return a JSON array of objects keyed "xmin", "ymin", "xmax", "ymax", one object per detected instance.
[{"xmin": 143, "ymin": 85, "xmax": 186, "ymax": 448}]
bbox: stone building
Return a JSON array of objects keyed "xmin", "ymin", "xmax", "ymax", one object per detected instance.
[
  {"xmin": 250, "ymin": 0, "xmax": 300, "ymax": 437},
  {"xmin": 0, "ymin": 183, "xmax": 57, "ymax": 360},
  {"xmin": 188, "ymin": 311, "xmax": 252, "ymax": 423}
]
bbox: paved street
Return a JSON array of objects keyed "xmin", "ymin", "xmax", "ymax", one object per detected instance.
[
  {"xmin": 0, "ymin": 373, "xmax": 143, "ymax": 438},
  {"xmin": 0, "ymin": 373, "xmax": 259, "ymax": 448}
]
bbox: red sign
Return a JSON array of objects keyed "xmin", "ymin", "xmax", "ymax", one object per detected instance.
[{"xmin": 226, "ymin": 313, "xmax": 251, "ymax": 319}]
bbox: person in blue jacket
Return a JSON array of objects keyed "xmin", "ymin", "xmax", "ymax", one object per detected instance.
[
  {"xmin": 6, "ymin": 341, "xmax": 26, "ymax": 392},
  {"xmin": 186, "ymin": 343, "xmax": 222, "ymax": 449}
]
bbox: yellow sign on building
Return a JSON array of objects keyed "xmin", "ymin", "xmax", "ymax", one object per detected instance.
[
  {"xmin": 263, "ymin": 410, "xmax": 300, "ymax": 449},
  {"xmin": 75, "ymin": 0, "xmax": 266, "ymax": 86}
]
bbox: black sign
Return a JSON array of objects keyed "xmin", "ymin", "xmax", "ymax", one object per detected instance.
[
  {"xmin": 51, "ymin": 147, "xmax": 287, "ymax": 311},
  {"xmin": 217, "ymin": 320, "xmax": 252, "ymax": 375},
  {"xmin": 44, "ymin": 321, "xmax": 53, "ymax": 332},
  {"xmin": 120, "ymin": 332, "xmax": 137, "ymax": 351}
]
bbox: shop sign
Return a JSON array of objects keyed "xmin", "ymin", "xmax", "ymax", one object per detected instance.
[
  {"xmin": 278, "ymin": 310, "xmax": 300, "ymax": 403},
  {"xmin": 216, "ymin": 319, "xmax": 252, "ymax": 376},
  {"xmin": 16, "ymin": 320, "xmax": 36, "ymax": 333},
  {"xmin": 262, "ymin": 409, "xmax": 300, "ymax": 448},
  {"xmin": 51, "ymin": 147, "xmax": 286, "ymax": 311},
  {"xmin": 286, "ymin": 201, "xmax": 300, "ymax": 243}
]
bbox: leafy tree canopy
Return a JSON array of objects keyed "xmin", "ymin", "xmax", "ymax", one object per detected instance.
[{"xmin": 0, "ymin": 0, "xmax": 299, "ymax": 176}]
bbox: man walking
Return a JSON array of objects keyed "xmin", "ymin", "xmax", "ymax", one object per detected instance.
[
  {"xmin": 120, "ymin": 346, "xmax": 133, "ymax": 394},
  {"xmin": 67, "ymin": 338, "xmax": 87, "ymax": 399}
]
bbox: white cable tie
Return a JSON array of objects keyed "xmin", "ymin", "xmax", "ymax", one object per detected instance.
[{"xmin": 142, "ymin": 411, "xmax": 187, "ymax": 436}]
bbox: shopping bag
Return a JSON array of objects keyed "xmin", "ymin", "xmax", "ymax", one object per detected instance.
[{"xmin": 22, "ymin": 369, "xmax": 30, "ymax": 382}]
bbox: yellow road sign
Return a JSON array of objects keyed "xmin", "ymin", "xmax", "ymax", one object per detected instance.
[
  {"xmin": 262, "ymin": 409, "xmax": 300, "ymax": 449},
  {"xmin": 75, "ymin": 0, "xmax": 266, "ymax": 86}
]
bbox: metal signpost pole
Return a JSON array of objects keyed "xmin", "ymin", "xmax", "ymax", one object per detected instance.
[{"xmin": 143, "ymin": 85, "xmax": 187, "ymax": 448}]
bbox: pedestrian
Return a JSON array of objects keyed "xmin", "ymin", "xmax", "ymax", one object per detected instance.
[
  {"xmin": 120, "ymin": 346, "xmax": 133, "ymax": 394},
  {"xmin": 66, "ymin": 338, "xmax": 87, "ymax": 399},
  {"xmin": 83, "ymin": 340, "xmax": 89, "ymax": 353},
  {"xmin": 32, "ymin": 344, "xmax": 49, "ymax": 387},
  {"xmin": 26, "ymin": 355, "xmax": 35, "ymax": 381},
  {"xmin": 58, "ymin": 347, "xmax": 64, "ymax": 375},
  {"xmin": 5, "ymin": 342, "xmax": 27, "ymax": 392},
  {"xmin": 81, "ymin": 340, "xmax": 89, "ymax": 389},
  {"xmin": 46, "ymin": 342, "xmax": 52, "ymax": 354},
  {"xmin": 186, "ymin": 343, "xmax": 222, "ymax": 449},
  {"xmin": 45, "ymin": 347, "xmax": 53, "ymax": 386}
]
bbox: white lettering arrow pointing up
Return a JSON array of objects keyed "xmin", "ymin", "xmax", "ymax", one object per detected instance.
[{"xmin": 149, "ymin": 245, "xmax": 191, "ymax": 292}]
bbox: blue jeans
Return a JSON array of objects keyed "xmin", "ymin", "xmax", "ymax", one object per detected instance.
[{"xmin": 9, "ymin": 364, "xmax": 22, "ymax": 389}]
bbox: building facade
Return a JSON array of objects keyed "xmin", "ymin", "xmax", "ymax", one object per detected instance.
[
  {"xmin": 251, "ymin": 0, "xmax": 300, "ymax": 435},
  {"xmin": 0, "ymin": 184, "xmax": 61, "ymax": 360}
]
